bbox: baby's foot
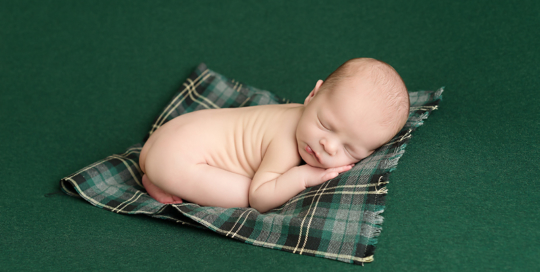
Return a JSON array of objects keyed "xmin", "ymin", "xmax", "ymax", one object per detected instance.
[{"xmin": 142, "ymin": 174, "xmax": 183, "ymax": 204}]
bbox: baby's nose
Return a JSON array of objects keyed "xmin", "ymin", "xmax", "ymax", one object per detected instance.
[{"xmin": 320, "ymin": 139, "xmax": 337, "ymax": 156}]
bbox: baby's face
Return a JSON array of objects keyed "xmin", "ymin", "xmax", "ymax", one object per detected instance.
[{"xmin": 296, "ymin": 79, "xmax": 396, "ymax": 168}]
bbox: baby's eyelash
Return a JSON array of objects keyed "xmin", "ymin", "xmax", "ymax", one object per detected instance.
[{"xmin": 318, "ymin": 117, "xmax": 330, "ymax": 131}]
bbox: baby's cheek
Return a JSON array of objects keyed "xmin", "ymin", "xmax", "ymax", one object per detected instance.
[{"xmin": 334, "ymin": 157, "xmax": 357, "ymax": 168}]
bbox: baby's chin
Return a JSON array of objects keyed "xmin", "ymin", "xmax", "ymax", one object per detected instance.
[
  {"xmin": 304, "ymin": 161, "xmax": 320, "ymax": 167},
  {"xmin": 301, "ymin": 154, "xmax": 329, "ymax": 168},
  {"xmin": 298, "ymin": 150, "xmax": 321, "ymax": 167}
]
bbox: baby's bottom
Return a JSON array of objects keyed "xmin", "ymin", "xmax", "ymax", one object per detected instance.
[{"xmin": 142, "ymin": 174, "xmax": 183, "ymax": 204}]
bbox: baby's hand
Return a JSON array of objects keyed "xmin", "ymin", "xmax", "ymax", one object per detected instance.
[{"xmin": 297, "ymin": 163, "xmax": 354, "ymax": 188}]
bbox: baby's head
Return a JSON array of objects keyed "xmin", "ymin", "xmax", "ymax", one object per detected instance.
[{"xmin": 296, "ymin": 58, "xmax": 409, "ymax": 168}]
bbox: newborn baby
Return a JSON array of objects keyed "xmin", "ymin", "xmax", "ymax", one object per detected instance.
[{"xmin": 139, "ymin": 58, "xmax": 409, "ymax": 213}]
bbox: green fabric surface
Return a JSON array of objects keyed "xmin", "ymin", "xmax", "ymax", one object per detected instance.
[
  {"xmin": 59, "ymin": 62, "xmax": 441, "ymax": 265},
  {"xmin": 1, "ymin": 0, "xmax": 538, "ymax": 271}
]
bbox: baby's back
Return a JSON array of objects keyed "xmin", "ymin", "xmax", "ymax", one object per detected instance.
[{"xmin": 140, "ymin": 103, "xmax": 302, "ymax": 179}]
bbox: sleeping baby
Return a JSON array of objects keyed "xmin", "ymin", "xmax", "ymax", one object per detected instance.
[{"xmin": 139, "ymin": 58, "xmax": 410, "ymax": 213}]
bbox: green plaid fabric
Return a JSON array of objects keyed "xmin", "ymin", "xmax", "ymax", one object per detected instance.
[{"xmin": 60, "ymin": 63, "xmax": 442, "ymax": 265}]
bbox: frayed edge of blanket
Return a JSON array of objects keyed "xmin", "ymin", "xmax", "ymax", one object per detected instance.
[{"xmin": 363, "ymin": 88, "xmax": 443, "ymax": 255}]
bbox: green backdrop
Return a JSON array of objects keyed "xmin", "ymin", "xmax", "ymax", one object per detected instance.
[{"xmin": 1, "ymin": 1, "xmax": 538, "ymax": 271}]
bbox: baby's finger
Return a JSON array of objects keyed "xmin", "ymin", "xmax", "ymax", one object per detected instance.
[
  {"xmin": 322, "ymin": 172, "xmax": 339, "ymax": 181},
  {"xmin": 329, "ymin": 165, "xmax": 353, "ymax": 173}
]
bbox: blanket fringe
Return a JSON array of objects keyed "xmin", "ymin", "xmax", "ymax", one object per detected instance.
[
  {"xmin": 434, "ymin": 87, "xmax": 444, "ymax": 99},
  {"xmin": 362, "ymin": 209, "xmax": 385, "ymax": 246}
]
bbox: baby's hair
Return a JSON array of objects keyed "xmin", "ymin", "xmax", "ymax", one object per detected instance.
[{"xmin": 321, "ymin": 58, "xmax": 410, "ymax": 137}]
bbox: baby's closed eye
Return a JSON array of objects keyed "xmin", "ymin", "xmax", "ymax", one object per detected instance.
[{"xmin": 317, "ymin": 116, "xmax": 331, "ymax": 131}]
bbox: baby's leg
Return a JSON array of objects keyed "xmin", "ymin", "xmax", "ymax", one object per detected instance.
[
  {"xmin": 142, "ymin": 174, "xmax": 183, "ymax": 204},
  {"xmin": 179, "ymin": 163, "xmax": 251, "ymax": 208},
  {"xmin": 147, "ymin": 162, "xmax": 251, "ymax": 208}
]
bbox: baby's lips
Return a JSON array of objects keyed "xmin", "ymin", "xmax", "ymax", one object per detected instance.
[{"xmin": 306, "ymin": 145, "xmax": 321, "ymax": 163}]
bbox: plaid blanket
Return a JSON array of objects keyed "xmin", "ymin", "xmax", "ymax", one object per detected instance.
[{"xmin": 60, "ymin": 63, "xmax": 442, "ymax": 265}]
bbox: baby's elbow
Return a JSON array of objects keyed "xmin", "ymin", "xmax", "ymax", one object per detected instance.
[
  {"xmin": 250, "ymin": 203, "xmax": 270, "ymax": 214},
  {"xmin": 248, "ymin": 192, "xmax": 270, "ymax": 213}
]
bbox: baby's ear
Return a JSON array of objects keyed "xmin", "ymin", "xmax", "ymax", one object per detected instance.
[{"xmin": 304, "ymin": 79, "xmax": 324, "ymax": 105}]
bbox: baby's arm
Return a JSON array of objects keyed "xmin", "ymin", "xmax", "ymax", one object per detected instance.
[{"xmin": 249, "ymin": 139, "xmax": 353, "ymax": 213}]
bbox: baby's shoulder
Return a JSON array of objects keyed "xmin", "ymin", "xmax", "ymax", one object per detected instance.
[
  {"xmin": 257, "ymin": 137, "xmax": 301, "ymax": 175},
  {"xmin": 262, "ymin": 118, "xmax": 302, "ymax": 169},
  {"xmin": 258, "ymin": 104, "xmax": 303, "ymax": 132}
]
